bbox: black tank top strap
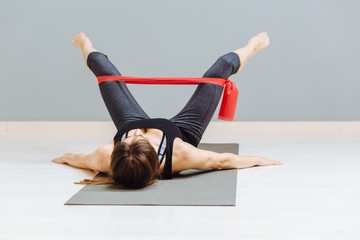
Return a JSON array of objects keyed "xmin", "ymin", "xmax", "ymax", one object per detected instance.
[{"xmin": 158, "ymin": 134, "xmax": 167, "ymax": 164}]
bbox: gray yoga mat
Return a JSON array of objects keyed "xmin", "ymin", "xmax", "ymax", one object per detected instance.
[{"xmin": 65, "ymin": 143, "xmax": 238, "ymax": 206}]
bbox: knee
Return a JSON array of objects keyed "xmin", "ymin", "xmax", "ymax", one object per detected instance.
[
  {"xmin": 216, "ymin": 52, "xmax": 240, "ymax": 72},
  {"xmin": 219, "ymin": 53, "xmax": 241, "ymax": 75},
  {"xmin": 86, "ymin": 52, "xmax": 120, "ymax": 76},
  {"xmin": 217, "ymin": 53, "xmax": 236, "ymax": 67},
  {"xmin": 86, "ymin": 52, "xmax": 108, "ymax": 68},
  {"xmin": 203, "ymin": 52, "xmax": 240, "ymax": 78}
]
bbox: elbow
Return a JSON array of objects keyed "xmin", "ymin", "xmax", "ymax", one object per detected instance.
[
  {"xmin": 218, "ymin": 153, "xmax": 236, "ymax": 170},
  {"xmin": 217, "ymin": 153, "xmax": 228, "ymax": 170}
]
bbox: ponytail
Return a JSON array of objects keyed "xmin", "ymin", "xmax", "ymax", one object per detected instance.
[{"xmin": 74, "ymin": 178, "xmax": 116, "ymax": 185}]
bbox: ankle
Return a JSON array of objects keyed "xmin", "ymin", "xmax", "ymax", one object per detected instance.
[
  {"xmin": 81, "ymin": 41, "xmax": 93, "ymax": 53},
  {"xmin": 234, "ymin": 47, "xmax": 252, "ymax": 63},
  {"xmin": 82, "ymin": 44, "xmax": 96, "ymax": 58},
  {"xmin": 245, "ymin": 41, "xmax": 258, "ymax": 58}
]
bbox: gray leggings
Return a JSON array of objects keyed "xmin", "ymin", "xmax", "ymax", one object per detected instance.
[{"xmin": 87, "ymin": 52, "xmax": 240, "ymax": 147}]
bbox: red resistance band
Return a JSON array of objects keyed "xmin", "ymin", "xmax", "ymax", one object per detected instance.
[{"xmin": 97, "ymin": 76, "xmax": 239, "ymax": 121}]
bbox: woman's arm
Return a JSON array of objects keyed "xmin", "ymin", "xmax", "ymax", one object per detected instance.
[
  {"xmin": 52, "ymin": 143, "xmax": 113, "ymax": 173},
  {"xmin": 173, "ymin": 140, "xmax": 282, "ymax": 172},
  {"xmin": 219, "ymin": 152, "xmax": 283, "ymax": 169}
]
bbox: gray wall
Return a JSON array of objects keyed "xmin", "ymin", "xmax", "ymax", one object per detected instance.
[{"xmin": 1, "ymin": 0, "xmax": 359, "ymax": 121}]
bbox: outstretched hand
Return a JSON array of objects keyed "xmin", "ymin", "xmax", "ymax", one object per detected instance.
[
  {"xmin": 221, "ymin": 153, "xmax": 283, "ymax": 169},
  {"xmin": 52, "ymin": 145, "xmax": 112, "ymax": 173},
  {"xmin": 52, "ymin": 153, "xmax": 88, "ymax": 169},
  {"xmin": 248, "ymin": 156, "xmax": 283, "ymax": 166}
]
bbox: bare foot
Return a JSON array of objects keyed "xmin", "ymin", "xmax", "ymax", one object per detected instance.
[
  {"xmin": 246, "ymin": 32, "xmax": 270, "ymax": 58},
  {"xmin": 72, "ymin": 32, "xmax": 93, "ymax": 52},
  {"xmin": 232, "ymin": 32, "xmax": 270, "ymax": 73},
  {"xmin": 72, "ymin": 32, "xmax": 97, "ymax": 71}
]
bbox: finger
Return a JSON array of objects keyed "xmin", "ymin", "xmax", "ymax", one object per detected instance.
[
  {"xmin": 52, "ymin": 158, "xmax": 66, "ymax": 164},
  {"xmin": 268, "ymin": 159, "xmax": 278, "ymax": 165}
]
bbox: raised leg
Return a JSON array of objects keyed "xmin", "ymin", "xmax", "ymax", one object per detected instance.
[
  {"xmin": 170, "ymin": 32, "xmax": 270, "ymax": 146},
  {"xmin": 72, "ymin": 32, "xmax": 149, "ymax": 130}
]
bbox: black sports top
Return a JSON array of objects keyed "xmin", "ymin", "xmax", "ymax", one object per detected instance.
[{"xmin": 113, "ymin": 118, "xmax": 183, "ymax": 179}]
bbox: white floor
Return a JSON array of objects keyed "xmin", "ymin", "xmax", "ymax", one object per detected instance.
[{"xmin": 0, "ymin": 121, "xmax": 359, "ymax": 240}]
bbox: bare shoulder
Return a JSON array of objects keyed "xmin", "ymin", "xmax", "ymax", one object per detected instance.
[
  {"xmin": 172, "ymin": 138, "xmax": 186, "ymax": 159},
  {"xmin": 171, "ymin": 138, "xmax": 192, "ymax": 172},
  {"xmin": 94, "ymin": 143, "xmax": 114, "ymax": 171},
  {"xmin": 172, "ymin": 138, "xmax": 222, "ymax": 172},
  {"xmin": 98, "ymin": 143, "xmax": 114, "ymax": 156}
]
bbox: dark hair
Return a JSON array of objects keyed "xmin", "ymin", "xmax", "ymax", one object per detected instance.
[{"xmin": 109, "ymin": 138, "xmax": 160, "ymax": 188}]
